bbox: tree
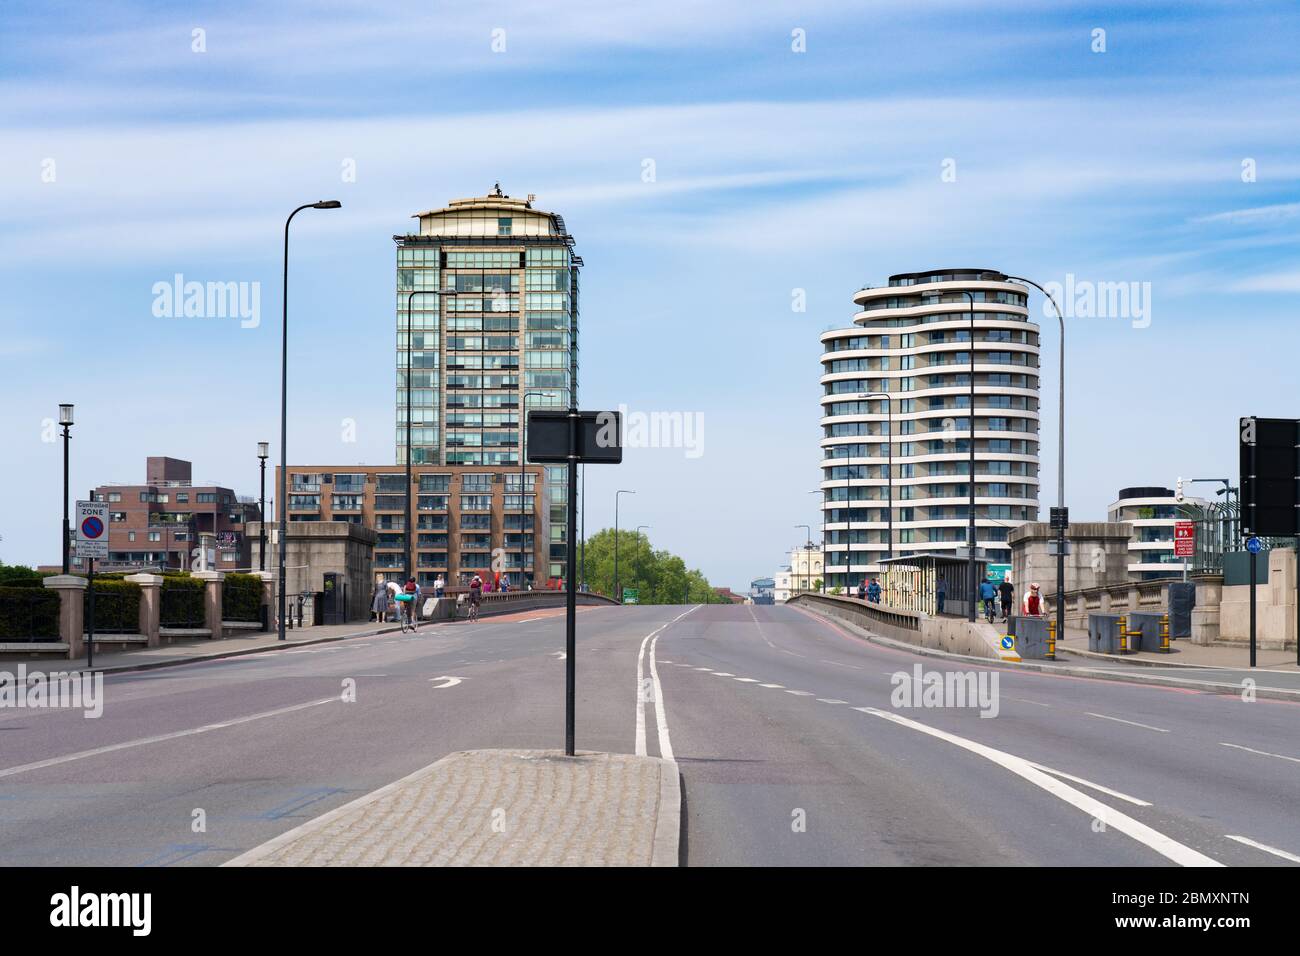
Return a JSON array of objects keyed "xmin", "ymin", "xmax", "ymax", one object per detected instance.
[{"xmin": 579, "ymin": 529, "xmax": 714, "ymax": 604}]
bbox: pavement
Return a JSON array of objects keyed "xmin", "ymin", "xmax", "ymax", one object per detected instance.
[
  {"xmin": 226, "ymin": 749, "xmax": 678, "ymax": 866},
  {"xmin": 1, "ymin": 602, "xmax": 1298, "ymax": 867}
]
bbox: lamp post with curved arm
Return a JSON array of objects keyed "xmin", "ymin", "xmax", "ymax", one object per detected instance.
[{"xmin": 857, "ymin": 391, "xmax": 894, "ymax": 578}]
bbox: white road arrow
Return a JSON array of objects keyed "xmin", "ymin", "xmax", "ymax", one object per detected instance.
[
  {"xmin": 428, "ymin": 676, "xmax": 466, "ymax": 690},
  {"xmin": 552, "ymin": 651, "xmax": 566, "ymax": 660}
]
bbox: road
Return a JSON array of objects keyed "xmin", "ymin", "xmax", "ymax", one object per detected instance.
[{"xmin": 0, "ymin": 603, "xmax": 1297, "ymax": 866}]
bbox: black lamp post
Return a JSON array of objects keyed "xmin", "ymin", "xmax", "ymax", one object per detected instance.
[
  {"xmin": 519, "ymin": 389, "xmax": 549, "ymax": 589},
  {"xmin": 59, "ymin": 403, "xmax": 74, "ymax": 574},
  {"xmin": 636, "ymin": 525, "xmax": 650, "ymax": 598},
  {"xmin": 615, "ymin": 489, "xmax": 635, "ymax": 601},
  {"xmin": 278, "ymin": 200, "xmax": 340, "ymax": 642},
  {"xmin": 257, "ymin": 442, "xmax": 268, "ymax": 571},
  {"xmin": 795, "ymin": 523, "xmax": 812, "ymax": 591}
]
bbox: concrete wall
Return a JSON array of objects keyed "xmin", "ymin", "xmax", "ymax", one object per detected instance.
[
  {"xmin": 1009, "ymin": 522, "xmax": 1133, "ymax": 596},
  {"xmin": 249, "ymin": 522, "xmax": 376, "ymax": 623},
  {"xmin": 1219, "ymin": 547, "xmax": 1296, "ymax": 649},
  {"xmin": 787, "ymin": 592, "xmax": 1008, "ymax": 661}
]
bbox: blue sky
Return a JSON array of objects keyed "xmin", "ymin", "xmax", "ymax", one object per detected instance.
[{"xmin": 1, "ymin": 1, "xmax": 1298, "ymax": 589}]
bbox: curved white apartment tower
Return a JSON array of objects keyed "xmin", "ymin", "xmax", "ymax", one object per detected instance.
[{"xmin": 819, "ymin": 269, "xmax": 1041, "ymax": 590}]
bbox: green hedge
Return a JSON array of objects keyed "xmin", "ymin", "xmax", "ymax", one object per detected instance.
[
  {"xmin": 0, "ymin": 586, "xmax": 61, "ymax": 639},
  {"xmin": 0, "ymin": 563, "xmax": 46, "ymax": 589},
  {"xmin": 222, "ymin": 573, "xmax": 263, "ymax": 622},
  {"xmin": 84, "ymin": 580, "xmax": 141, "ymax": 633}
]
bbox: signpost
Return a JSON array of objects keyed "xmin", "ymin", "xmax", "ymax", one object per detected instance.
[
  {"xmin": 75, "ymin": 499, "xmax": 108, "ymax": 668},
  {"xmin": 1240, "ymin": 417, "xmax": 1300, "ymax": 666},
  {"xmin": 1173, "ymin": 521, "xmax": 1195, "ymax": 558},
  {"xmin": 528, "ymin": 408, "xmax": 622, "ymax": 756},
  {"xmin": 622, "ymin": 587, "xmax": 639, "ymax": 605}
]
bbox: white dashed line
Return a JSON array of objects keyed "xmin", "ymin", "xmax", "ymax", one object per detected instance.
[
  {"xmin": 733, "ymin": 677, "xmax": 760, "ymax": 683},
  {"xmin": 1086, "ymin": 713, "xmax": 1170, "ymax": 733},
  {"xmin": 1219, "ymin": 742, "xmax": 1300, "ymax": 765},
  {"xmin": 759, "ymin": 683, "xmax": 784, "ymax": 689},
  {"xmin": 785, "ymin": 690, "xmax": 814, "ymax": 697},
  {"xmin": 816, "ymin": 698, "xmax": 847, "ymax": 705},
  {"xmin": 1224, "ymin": 834, "xmax": 1300, "ymax": 863},
  {"xmin": 712, "ymin": 672, "xmax": 735, "ymax": 677}
]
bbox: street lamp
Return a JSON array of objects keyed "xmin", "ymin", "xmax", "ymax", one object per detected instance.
[
  {"xmin": 257, "ymin": 442, "xmax": 269, "ymax": 571},
  {"xmin": 960, "ymin": 290, "xmax": 979, "ymax": 623},
  {"xmin": 615, "ymin": 489, "xmax": 635, "ymax": 601},
  {"xmin": 278, "ymin": 199, "xmax": 340, "ymax": 642},
  {"xmin": 795, "ymin": 523, "xmax": 812, "ymax": 592},
  {"xmin": 404, "ymin": 288, "xmax": 458, "ymax": 588},
  {"xmin": 636, "ymin": 525, "xmax": 650, "ymax": 598},
  {"xmin": 858, "ymin": 391, "xmax": 894, "ymax": 576},
  {"xmin": 808, "ymin": 490, "xmax": 826, "ymax": 592},
  {"xmin": 59, "ymin": 403, "xmax": 74, "ymax": 574},
  {"xmin": 1003, "ymin": 275, "xmax": 1065, "ymax": 641},
  {"xmin": 519, "ymin": 389, "xmax": 550, "ymax": 590}
]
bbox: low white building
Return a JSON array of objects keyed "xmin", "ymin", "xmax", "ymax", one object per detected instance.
[
  {"xmin": 1107, "ymin": 485, "xmax": 1208, "ymax": 581},
  {"xmin": 773, "ymin": 545, "xmax": 823, "ymax": 601}
]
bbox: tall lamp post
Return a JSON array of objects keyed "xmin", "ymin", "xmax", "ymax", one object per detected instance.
[
  {"xmin": 635, "ymin": 525, "xmax": 650, "ymax": 598},
  {"xmin": 795, "ymin": 523, "xmax": 812, "ymax": 591},
  {"xmin": 59, "ymin": 403, "xmax": 74, "ymax": 574},
  {"xmin": 808, "ymin": 490, "xmax": 826, "ymax": 592},
  {"xmin": 278, "ymin": 199, "xmax": 341, "ymax": 642},
  {"xmin": 257, "ymin": 442, "xmax": 269, "ymax": 571},
  {"xmin": 404, "ymin": 288, "xmax": 457, "ymax": 587},
  {"xmin": 614, "ymin": 489, "xmax": 635, "ymax": 601},
  {"xmin": 1003, "ymin": 275, "xmax": 1065, "ymax": 641},
  {"xmin": 960, "ymin": 291, "xmax": 979, "ymax": 622},
  {"xmin": 858, "ymin": 391, "xmax": 894, "ymax": 576},
  {"xmin": 518, "ymin": 389, "xmax": 549, "ymax": 589}
]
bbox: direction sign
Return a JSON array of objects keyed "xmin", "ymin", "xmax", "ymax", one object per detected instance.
[
  {"xmin": 1246, "ymin": 535, "xmax": 1263, "ymax": 555},
  {"xmin": 1173, "ymin": 521, "xmax": 1195, "ymax": 558},
  {"xmin": 622, "ymin": 587, "xmax": 639, "ymax": 605},
  {"xmin": 74, "ymin": 500, "xmax": 109, "ymax": 559}
]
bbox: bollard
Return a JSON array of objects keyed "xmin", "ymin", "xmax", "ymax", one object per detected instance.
[
  {"xmin": 1159, "ymin": 613, "xmax": 1170, "ymax": 653},
  {"xmin": 1117, "ymin": 614, "xmax": 1128, "ymax": 654},
  {"xmin": 1047, "ymin": 619, "xmax": 1057, "ymax": 660}
]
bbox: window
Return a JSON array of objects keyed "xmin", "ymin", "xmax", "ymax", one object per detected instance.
[
  {"xmin": 148, "ymin": 532, "xmax": 161, "ymax": 542},
  {"xmin": 497, "ymin": 217, "xmax": 512, "ymax": 236}
]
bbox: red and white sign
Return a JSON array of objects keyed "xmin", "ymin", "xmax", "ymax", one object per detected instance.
[{"xmin": 1174, "ymin": 521, "xmax": 1195, "ymax": 557}]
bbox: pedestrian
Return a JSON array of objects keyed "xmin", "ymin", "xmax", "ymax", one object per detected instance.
[
  {"xmin": 1022, "ymin": 582, "xmax": 1043, "ymax": 617},
  {"xmin": 434, "ymin": 574, "xmax": 445, "ymax": 598},
  {"xmin": 856, "ymin": 580, "xmax": 867, "ymax": 601},
  {"xmin": 936, "ymin": 579, "xmax": 946, "ymax": 615},
  {"xmin": 998, "ymin": 578, "xmax": 1014, "ymax": 622},
  {"xmin": 867, "ymin": 578, "xmax": 881, "ymax": 603},
  {"xmin": 370, "ymin": 578, "xmax": 388, "ymax": 623}
]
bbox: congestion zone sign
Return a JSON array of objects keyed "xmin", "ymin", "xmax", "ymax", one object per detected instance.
[
  {"xmin": 1174, "ymin": 521, "xmax": 1195, "ymax": 558},
  {"xmin": 75, "ymin": 500, "xmax": 109, "ymax": 559}
]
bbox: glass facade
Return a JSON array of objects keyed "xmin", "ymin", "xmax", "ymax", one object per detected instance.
[{"xmin": 395, "ymin": 190, "xmax": 581, "ymax": 581}]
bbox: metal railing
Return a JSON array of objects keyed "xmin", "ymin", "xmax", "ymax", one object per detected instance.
[
  {"xmin": 160, "ymin": 585, "xmax": 206, "ymax": 628},
  {"xmin": 0, "ymin": 588, "xmax": 61, "ymax": 642}
]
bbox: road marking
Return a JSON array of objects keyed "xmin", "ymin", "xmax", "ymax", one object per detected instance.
[
  {"xmin": 712, "ymin": 672, "xmax": 735, "ymax": 677},
  {"xmin": 816, "ymin": 698, "xmax": 847, "ymax": 705},
  {"xmin": 428, "ymin": 676, "xmax": 465, "ymax": 689},
  {"xmin": 759, "ymin": 683, "xmax": 784, "ymax": 689},
  {"xmin": 785, "ymin": 690, "xmax": 814, "ymax": 697},
  {"xmin": 694, "ymin": 667, "xmax": 714, "ymax": 672},
  {"xmin": 1085, "ymin": 712, "xmax": 1170, "ymax": 733},
  {"xmin": 819, "ymin": 659, "xmax": 863, "ymax": 670},
  {"xmin": 0, "ymin": 697, "xmax": 337, "ymax": 780},
  {"xmin": 1010, "ymin": 697, "xmax": 1051, "ymax": 707},
  {"xmin": 1219, "ymin": 741, "xmax": 1300, "ymax": 765},
  {"xmin": 733, "ymin": 677, "xmax": 760, "ymax": 683},
  {"xmin": 635, "ymin": 606, "xmax": 699, "ymax": 758},
  {"xmin": 1024, "ymin": 761, "xmax": 1152, "ymax": 807},
  {"xmin": 551, "ymin": 651, "xmax": 566, "ymax": 660},
  {"xmin": 855, "ymin": 707, "xmax": 1221, "ymax": 867},
  {"xmin": 1224, "ymin": 834, "xmax": 1300, "ymax": 863}
]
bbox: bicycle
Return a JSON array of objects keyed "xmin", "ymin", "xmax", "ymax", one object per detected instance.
[
  {"xmin": 396, "ymin": 594, "xmax": 417, "ymax": 633},
  {"xmin": 983, "ymin": 598, "xmax": 996, "ymax": 624},
  {"xmin": 466, "ymin": 599, "xmax": 480, "ymax": 623}
]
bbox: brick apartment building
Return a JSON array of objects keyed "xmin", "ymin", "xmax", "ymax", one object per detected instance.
[
  {"xmin": 77, "ymin": 456, "xmax": 261, "ymax": 573},
  {"xmin": 277, "ymin": 464, "xmax": 549, "ymax": 589}
]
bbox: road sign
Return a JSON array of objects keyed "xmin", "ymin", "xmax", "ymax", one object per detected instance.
[
  {"xmin": 74, "ymin": 500, "xmax": 109, "ymax": 559},
  {"xmin": 527, "ymin": 410, "xmax": 623, "ymax": 464},
  {"xmin": 1174, "ymin": 521, "xmax": 1195, "ymax": 557},
  {"xmin": 1239, "ymin": 416, "xmax": 1299, "ymax": 536},
  {"xmin": 1047, "ymin": 540, "xmax": 1072, "ymax": 556},
  {"xmin": 1246, "ymin": 535, "xmax": 1263, "ymax": 554},
  {"xmin": 1049, "ymin": 506, "xmax": 1069, "ymax": 531},
  {"xmin": 623, "ymin": 587, "xmax": 639, "ymax": 605}
]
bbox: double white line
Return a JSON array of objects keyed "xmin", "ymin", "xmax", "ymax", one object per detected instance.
[{"xmin": 635, "ymin": 606, "xmax": 698, "ymax": 760}]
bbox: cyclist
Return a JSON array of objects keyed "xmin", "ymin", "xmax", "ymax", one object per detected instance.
[
  {"xmin": 467, "ymin": 574, "xmax": 483, "ymax": 622},
  {"xmin": 399, "ymin": 577, "xmax": 420, "ymax": 632},
  {"xmin": 978, "ymin": 577, "xmax": 997, "ymax": 623}
]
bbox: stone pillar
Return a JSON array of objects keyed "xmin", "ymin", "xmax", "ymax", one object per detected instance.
[
  {"xmin": 255, "ymin": 571, "xmax": 274, "ymax": 632},
  {"xmin": 1190, "ymin": 573, "xmax": 1223, "ymax": 646},
  {"xmin": 42, "ymin": 575, "xmax": 87, "ymax": 660},
  {"xmin": 1265, "ymin": 548, "xmax": 1296, "ymax": 648},
  {"xmin": 193, "ymin": 571, "xmax": 225, "ymax": 639},
  {"xmin": 125, "ymin": 573, "xmax": 163, "ymax": 647}
]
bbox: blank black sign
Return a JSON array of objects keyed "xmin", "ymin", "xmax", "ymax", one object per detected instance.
[
  {"xmin": 527, "ymin": 410, "xmax": 623, "ymax": 464},
  {"xmin": 1240, "ymin": 416, "xmax": 1300, "ymax": 536}
]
